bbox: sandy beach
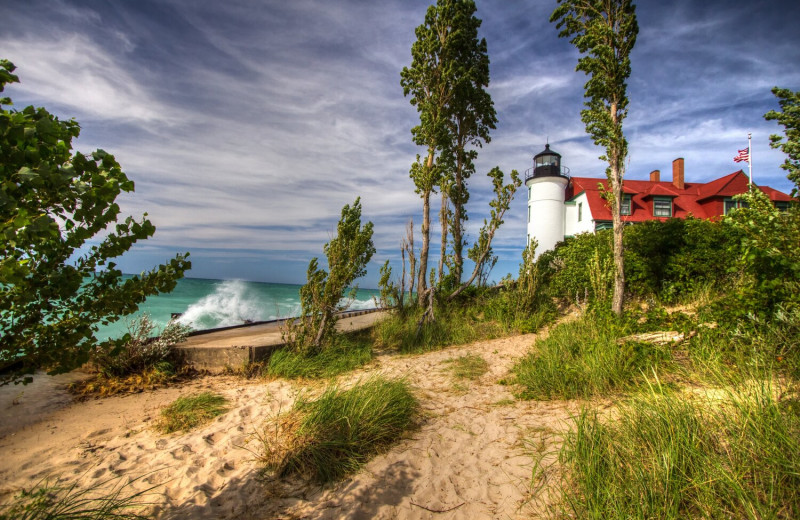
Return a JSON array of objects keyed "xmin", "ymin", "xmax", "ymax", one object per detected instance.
[{"xmin": 0, "ymin": 320, "xmax": 578, "ymax": 519}]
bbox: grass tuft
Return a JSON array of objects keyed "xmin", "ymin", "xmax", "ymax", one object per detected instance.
[
  {"xmin": 155, "ymin": 392, "xmax": 229, "ymax": 434},
  {"xmin": 0, "ymin": 474, "xmax": 154, "ymax": 520},
  {"xmin": 260, "ymin": 376, "xmax": 419, "ymax": 483},
  {"xmin": 445, "ymin": 353, "xmax": 489, "ymax": 380}
]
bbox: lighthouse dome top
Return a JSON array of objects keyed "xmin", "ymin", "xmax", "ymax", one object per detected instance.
[{"xmin": 526, "ymin": 143, "xmax": 570, "ymax": 183}]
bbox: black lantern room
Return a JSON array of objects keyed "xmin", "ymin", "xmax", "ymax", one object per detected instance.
[{"xmin": 532, "ymin": 144, "xmax": 565, "ymax": 178}]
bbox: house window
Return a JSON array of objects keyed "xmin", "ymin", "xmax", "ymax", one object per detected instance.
[
  {"xmin": 528, "ymin": 186, "xmax": 531, "ymax": 200},
  {"xmin": 528, "ymin": 205, "xmax": 531, "ymax": 223},
  {"xmin": 578, "ymin": 202, "xmax": 583, "ymax": 222},
  {"xmin": 775, "ymin": 201, "xmax": 791, "ymax": 212},
  {"xmin": 653, "ymin": 197, "xmax": 672, "ymax": 217},
  {"xmin": 595, "ymin": 221, "xmax": 613, "ymax": 231},
  {"xmin": 621, "ymin": 194, "xmax": 632, "ymax": 216},
  {"xmin": 724, "ymin": 197, "xmax": 749, "ymax": 215}
]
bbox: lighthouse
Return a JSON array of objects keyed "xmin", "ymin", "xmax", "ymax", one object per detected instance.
[{"xmin": 525, "ymin": 144, "xmax": 570, "ymax": 258}]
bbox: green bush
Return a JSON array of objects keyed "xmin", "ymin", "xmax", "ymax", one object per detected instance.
[
  {"xmin": 539, "ymin": 218, "xmax": 738, "ymax": 305},
  {"xmin": 261, "ymin": 377, "xmax": 418, "ymax": 483},
  {"xmin": 93, "ymin": 315, "xmax": 191, "ymax": 378},
  {"xmin": 538, "ymin": 231, "xmax": 613, "ymax": 304},
  {"xmin": 720, "ymin": 192, "xmax": 800, "ymax": 321}
]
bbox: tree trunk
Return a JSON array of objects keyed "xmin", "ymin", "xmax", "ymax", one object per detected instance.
[
  {"xmin": 406, "ymin": 219, "xmax": 416, "ymax": 304},
  {"xmin": 418, "ymin": 190, "xmax": 431, "ymax": 307},
  {"xmin": 611, "ymin": 178, "xmax": 625, "ymax": 316},
  {"xmin": 438, "ymin": 190, "xmax": 448, "ymax": 284},
  {"xmin": 452, "ymin": 151, "xmax": 464, "ymax": 284},
  {"xmin": 609, "ymin": 101, "xmax": 626, "ymax": 317},
  {"xmin": 417, "ymin": 152, "xmax": 434, "ymax": 306}
]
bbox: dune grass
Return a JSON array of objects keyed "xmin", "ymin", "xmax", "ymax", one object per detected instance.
[
  {"xmin": 0, "ymin": 474, "xmax": 153, "ymax": 520},
  {"xmin": 509, "ymin": 311, "xmax": 672, "ymax": 400},
  {"xmin": 373, "ymin": 303, "xmax": 505, "ymax": 354},
  {"xmin": 267, "ymin": 331, "xmax": 373, "ymax": 379},
  {"xmin": 260, "ymin": 377, "xmax": 418, "ymax": 483},
  {"xmin": 155, "ymin": 392, "xmax": 229, "ymax": 434},
  {"xmin": 445, "ymin": 353, "xmax": 489, "ymax": 380},
  {"xmin": 556, "ymin": 380, "xmax": 800, "ymax": 519}
]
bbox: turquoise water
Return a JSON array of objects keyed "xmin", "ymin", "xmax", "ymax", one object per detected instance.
[{"xmin": 97, "ymin": 277, "xmax": 381, "ymax": 340}]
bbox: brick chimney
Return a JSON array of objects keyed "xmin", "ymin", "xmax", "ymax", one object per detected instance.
[
  {"xmin": 650, "ymin": 170, "xmax": 661, "ymax": 182},
  {"xmin": 672, "ymin": 158, "xmax": 685, "ymax": 190}
]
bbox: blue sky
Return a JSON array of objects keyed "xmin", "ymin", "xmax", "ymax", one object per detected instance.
[{"xmin": 3, "ymin": 0, "xmax": 799, "ymax": 287}]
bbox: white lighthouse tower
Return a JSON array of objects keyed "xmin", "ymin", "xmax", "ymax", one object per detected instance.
[{"xmin": 525, "ymin": 144, "xmax": 570, "ymax": 258}]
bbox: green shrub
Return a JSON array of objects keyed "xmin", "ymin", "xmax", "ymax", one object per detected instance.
[
  {"xmin": 260, "ymin": 377, "xmax": 418, "ymax": 483},
  {"xmin": 540, "ymin": 218, "xmax": 738, "ymax": 305},
  {"xmin": 539, "ymin": 231, "xmax": 613, "ymax": 304},
  {"xmin": 557, "ymin": 381, "xmax": 800, "ymax": 519},
  {"xmin": 509, "ymin": 310, "xmax": 671, "ymax": 400},
  {"xmin": 484, "ymin": 241, "xmax": 558, "ymax": 334},
  {"xmin": 720, "ymin": 192, "xmax": 800, "ymax": 322},
  {"xmin": 93, "ymin": 315, "xmax": 191, "ymax": 378}
]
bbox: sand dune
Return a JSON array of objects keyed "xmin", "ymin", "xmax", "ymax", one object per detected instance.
[{"xmin": 0, "ymin": 328, "xmax": 576, "ymax": 519}]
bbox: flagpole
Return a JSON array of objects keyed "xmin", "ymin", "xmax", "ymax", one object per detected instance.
[{"xmin": 748, "ymin": 132, "xmax": 752, "ymax": 188}]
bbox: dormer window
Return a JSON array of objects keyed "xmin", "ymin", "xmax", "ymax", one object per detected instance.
[
  {"xmin": 724, "ymin": 197, "xmax": 749, "ymax": 215},
  {"xmin": 653, "ymin": 197, "xmax": 672, "ymax": 217},
  {"xmin": 621, "ymin": 194, "xmax": 632, "ymax": 216}
]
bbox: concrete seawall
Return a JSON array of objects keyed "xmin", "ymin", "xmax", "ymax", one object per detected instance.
[{"xmin": 174, "ymin": 309, "xmax": 386, "ymax": 372}]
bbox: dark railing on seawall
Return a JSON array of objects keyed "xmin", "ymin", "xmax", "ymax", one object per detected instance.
[{"xmin": 182, "ymin": 307, "xmax": 384, "ymax": 337}]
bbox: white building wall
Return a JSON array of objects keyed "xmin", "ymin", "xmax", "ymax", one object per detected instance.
[
  {"xmin": 564, "ymin": 192, "xmax": 595, "ymax": 237},
  {"xmin": 527, "ymin": 176, "xmax": 568, "ymax": 257}
]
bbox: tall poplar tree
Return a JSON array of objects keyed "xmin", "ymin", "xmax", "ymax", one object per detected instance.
[
  {"xmin": 442, "ymin": 22, "xmax": 496, "ymax": 286},
  {"xmin": 551, "ymin": 0, "xmax": 639, "ymax": 316},
  {"xmin": 401, "ymin": 0, "xmax": 494, "ymax": 303}
]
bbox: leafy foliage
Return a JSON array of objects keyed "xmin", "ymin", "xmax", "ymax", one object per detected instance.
[
  {"xmin": 765, "ymin": 87, "xmax": 800, "ymax": 195},
  {"xmin": 93, "ymin": 314, "xmax": 191, "ymax": 378},
  {"xmin": 283, "ymin": 198, "xmax": 374, "ymax": 354},
  {"xmin": 721, "ymin": 189, "xmax": 800, "ymax": 320},
  {"xmin": 0, "ymin": 60, "xmax": 190, "ymax": 384}
]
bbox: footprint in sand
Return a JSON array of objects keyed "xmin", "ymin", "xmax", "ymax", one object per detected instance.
[
  {"xmin": 203, "ymin": 432, "xmax": 220, "ymax": 445},
  {"xmin": 85, "ymin": 428, "xmax": 112, "ymax": 438},
  {"xmin": 171, "ymin": 444, "xmax": 194, "ymax": 461}
]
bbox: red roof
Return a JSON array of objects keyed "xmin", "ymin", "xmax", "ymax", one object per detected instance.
[{"xmin": 565, "ymin": 170, "xmax": 793, "ymax": 223}]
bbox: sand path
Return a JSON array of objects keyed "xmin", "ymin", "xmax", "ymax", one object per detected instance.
[{"xmin": 0, "ymin": 326, "xmax": 577, "ymax": 519}]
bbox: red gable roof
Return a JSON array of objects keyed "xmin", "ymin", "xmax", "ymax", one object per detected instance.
[{"xmin": 565, "ymin": 169, "xmax": 792, "ymax": 224}]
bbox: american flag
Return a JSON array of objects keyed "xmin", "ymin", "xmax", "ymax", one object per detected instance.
[{"xmin": 734, "ymin": 147, "xmax": 750, "ymax": 163}]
